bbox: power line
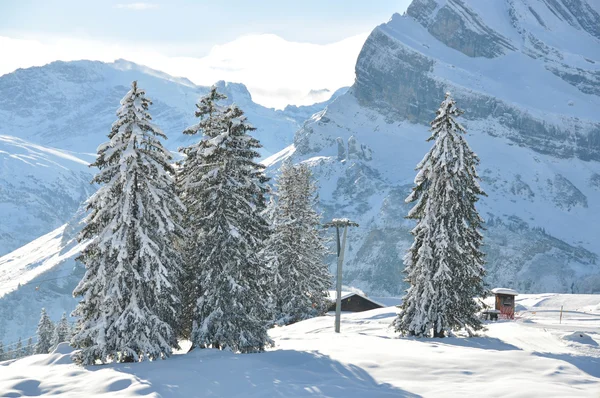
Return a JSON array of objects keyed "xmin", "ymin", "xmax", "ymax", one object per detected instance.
[{"xmin": 14, "ymin": 271, "xmax": 85, "ymax": 291}]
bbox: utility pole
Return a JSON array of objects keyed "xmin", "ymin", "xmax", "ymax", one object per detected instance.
[{"xmin": 324, "ymin": 218, "xmax": 359, "ymax": 333}]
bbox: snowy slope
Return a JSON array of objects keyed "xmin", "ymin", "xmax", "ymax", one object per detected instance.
[
  {"xmin": 269, "ymin": 0, "xmax": 600, "ymax": 296},
  {"xmin": 0, "ymin": 208, "xmax": 84, "ymax": 345},
  {"xmin": 0, "ymin": 294, "xmax": 598, "ymax": 397},
  {"xmin": 0, "ymin": 135, "xmax": 94, "ymax": 255}
]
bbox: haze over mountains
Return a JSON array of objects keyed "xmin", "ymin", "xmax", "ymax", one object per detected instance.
[{"xmin": 1, "ymin": 0, "xmax": 599, "ymax": 345}]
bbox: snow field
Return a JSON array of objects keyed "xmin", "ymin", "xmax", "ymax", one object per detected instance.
[{"xmin": 0, "ymin": 294, "xmax": 598, "ymax": 397}]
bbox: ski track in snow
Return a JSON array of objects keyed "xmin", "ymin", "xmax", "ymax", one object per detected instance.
[{"xmin": 0, "ymin": 294, "xmax": 599, "ymax": 397}]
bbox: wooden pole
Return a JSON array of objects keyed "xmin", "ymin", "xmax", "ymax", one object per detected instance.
[{"xmin": 560, "ymin": 305, "xmax": 563, "ymax": 324}]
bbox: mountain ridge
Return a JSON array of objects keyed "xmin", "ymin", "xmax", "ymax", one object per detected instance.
[{"xmin": 276, "ymin": 0, "xmax": 600, "ymax": 295}]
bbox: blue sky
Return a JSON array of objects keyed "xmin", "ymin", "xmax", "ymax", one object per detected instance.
[{"xmin": 0, "ymin": 1, "xmax": 411, "ymax": 107}]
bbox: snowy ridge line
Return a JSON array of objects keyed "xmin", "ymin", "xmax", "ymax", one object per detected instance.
[{"xmin": 0, "ymin": 135, "xmax": 90, "ymax": 166}]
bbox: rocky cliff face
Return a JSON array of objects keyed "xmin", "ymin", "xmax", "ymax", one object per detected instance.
[
  {"xmin": 275, "ymin": 0, "xmax": 600, "ymax": 295},
  {"xmin": 355, "ymin": 0, "xmax": 600, "ymax": 161}
]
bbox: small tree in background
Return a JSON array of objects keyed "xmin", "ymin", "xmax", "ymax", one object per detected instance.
[
  {"xmin": 395, "ymin": 93, "xmax": 487, "ymax": 338},
  {"xmin": 0, "ymin": 342, "xmax": 5, "ymax": 361},
  {"xmin": 52, "ymin": 312, "xmax": 71, "ymax": 348},
  {"xmin": 35, "ymin": 308, "xmax": 55, "ymax": 354},
  {"xmin": 26, "ymin": 337, "xmax": 34, "ymax": 356},
  {"xmin": 15, "ymin": 338, "xmax": 27, "ymax": 358}
]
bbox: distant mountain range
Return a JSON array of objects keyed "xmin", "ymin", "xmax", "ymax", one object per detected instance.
[{"xmin": 0, "ymin": 59, "xmax": 343, "ymax": 256}]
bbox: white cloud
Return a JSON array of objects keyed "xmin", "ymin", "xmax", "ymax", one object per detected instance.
[
  {"xmin": 115, "ymin": 3, "xmax": 158, "ymax": 10},
  {"xmin": 0, "ymin": 33, "xmax": 368, "ymax": 108}
]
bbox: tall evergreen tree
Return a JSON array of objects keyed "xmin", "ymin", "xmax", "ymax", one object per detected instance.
[
  {"xmin": 266, "ymin": 161, "xmax": 331, "ymax": 325},
  {"xmin": 179, "ymin": 86, "xmax": 272, "ymax": 352},
  {"xmin": 71, "ymin": 81, "xmax": 184, "ymax": 365},
  {"xmin": 395, "ymin": 93, "xmax": 487, "ymax": 338},
  {"xmin": 0, "ymin": 342, "xmax": 4, "ymax": 361},
  {"xmin": 52, "ymin": 312, "xmax": 71, "ymax": 348},
  {"xmin": 35, "ymin": 308, "xmax": 55, "ymax": 354},
  {"xmin": 177, "ymin": 86, "xmax": 228, "ymax": 340}
]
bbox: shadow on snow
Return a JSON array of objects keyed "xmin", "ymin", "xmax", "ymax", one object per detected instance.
[
  {"xmin": 534, "ymin": 352, "xmax": 600, "ymax": 379},
  {"xmin": 88, "ymin": 348, "xmax": 420, "ymax": 397}
]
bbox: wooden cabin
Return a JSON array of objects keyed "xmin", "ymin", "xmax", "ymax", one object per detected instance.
[
  {"xmin": 491, "ymin": 288, "xmax": 519, "ymax": 319},
  {"xmin": 327, "ymin": 291, "xmax": 385, "ymax": 312}
]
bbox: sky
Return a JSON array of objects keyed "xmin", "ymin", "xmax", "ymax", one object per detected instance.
[{"xmin": 0, "ymin": 0, "xmax": 411, "ymax": 108}]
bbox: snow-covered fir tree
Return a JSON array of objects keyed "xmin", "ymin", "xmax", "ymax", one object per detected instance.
[
  {"xmin": 0, "ymin": 342, "xmax": 4, "ymax": 361},
  {"xmin": 177, "ymin": 86, "xmax": 228, "ymax": 340},
  {"xmin": 179, "ymin": 86, "xmax": 272, "ymax": 352},
  {"xmin": 395, "ymin": 93, "xmax": 487, "ymax": 338},
  {"xmin": 26, "ymin": 337, "xmax": 34, "ymax": 356},
  {"xmin": 265, "ymin": 161, "xmax": 331, "ymax": 325},
  {"xmin": 52, "ymin": 312, "xmax": 71, "ymax": 348},
  {"xmin": 71, "ymin": 81, "xmax": 184, "ymax": 365},
  {"xmin": 15, "ymin": 338, "xmax": 26, "ymax": 358},
  {"xmin": 35, "ymin": 308, "xmax": 55, "ymax": 354}
]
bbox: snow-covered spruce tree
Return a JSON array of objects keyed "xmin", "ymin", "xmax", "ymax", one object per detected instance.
[
  {"xmin": 0, "ymin": 342, "xmax": 4, "ymax": 361},
  {"xmin": 16, "ymin": 338, "xmax": 28, "ymax": 358},
  {"xmin": 71, "ymin": 81, "xmax": 184, "ymax": 365},
  {"xmin": 177, "ymin": 86, "xmax": 228, "ymax": 340},
  {"xmin": 35, "ymin": 308, "xmax": 55, "ymax": 354},
  {"xmin": 52, "ymin": 312, "xmax": 71, "ymax": 348},
  {"xmin": 14, "ymin": 338, "xmax": 22, "ymax": 359},
  {"xmin": 179, "ymin": 86, "xmax": 272, "ymax": 352},
  {"xmin": 395, "ymin": 93, "xmax": 487, "ymax": 338},
  {"xmin": 266, "ymin": 161, "xmax": 331, "ymax": 325},
  {"xmin": 26, "ymin": 337, "xmax": 34, "ymax": 356}
]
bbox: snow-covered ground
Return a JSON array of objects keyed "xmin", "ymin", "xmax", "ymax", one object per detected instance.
[{"xmin": 1, "ymin": 294, "xmax": 598, "ymax": 397}]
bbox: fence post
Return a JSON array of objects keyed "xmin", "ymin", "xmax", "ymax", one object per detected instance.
[{"xmin": 559, "ymin": 305, "xmax": 563, "ymax": 324}]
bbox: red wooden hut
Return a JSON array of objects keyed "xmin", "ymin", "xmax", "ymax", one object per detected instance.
[{"xmin": 491, "ymin": 288, "xmax": 519, "ymax": 319}]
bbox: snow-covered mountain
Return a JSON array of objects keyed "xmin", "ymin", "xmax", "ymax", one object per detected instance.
[
  {"xmin": 0, "ymin": 136, "xmax": 94, "ymax": 255},
  {"xmin": 267, "ymin": 0, "xmax": 600, "ymax": 296},
  {"xmin": 0, "ymin": 59, "xmax": 341, "ymax": 256},
  {"xmin": 0, "ymin": 59, "xmax": 304, "ymax": 157}
]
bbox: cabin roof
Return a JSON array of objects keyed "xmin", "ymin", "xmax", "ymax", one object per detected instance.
[
  {"xmin": 491, "ymin": 288, "xmax": 519, "ymax": 296},
  {"xmin": 327, "ymin": 291, "xmax": 386, "ymax": 308}
]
